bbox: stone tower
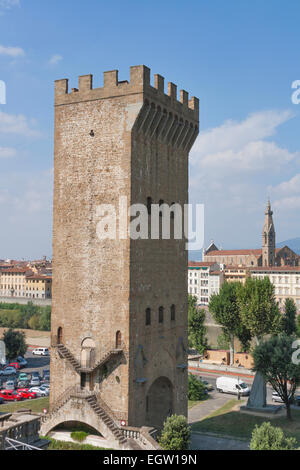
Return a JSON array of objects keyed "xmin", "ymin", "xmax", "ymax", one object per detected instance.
[
  {"xmin": 43, "ymin": 65, "xmax": 199, "ymax": 447},
  {"xmin": 262, "ymin": 199, "xmax": 276, "ymax": 267}
]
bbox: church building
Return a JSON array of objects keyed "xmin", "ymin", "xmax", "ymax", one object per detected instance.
[{"xmin": 204, "ymin": 201, "xmax": 300, "ymax": 268}]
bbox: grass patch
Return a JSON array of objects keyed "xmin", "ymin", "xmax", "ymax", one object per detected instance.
[
  {"xmin": 71, "ymin": 431, "xmax": 88, "ymax": 443},
  {"xmin": 0, "ymin": 397, "xmax": 49, "ymax": 414},
  {"xmin": 42, "ymin": 436, "xmax": 108, "ymax": 451},
  {"xmin": 191, "ymin": 400, "xmax": 300, "ymax": 444}
]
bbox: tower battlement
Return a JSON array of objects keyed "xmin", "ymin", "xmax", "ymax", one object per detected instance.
[{"xmin": 55, "ymin": 65, "xmax": 199, "ymax": 122}]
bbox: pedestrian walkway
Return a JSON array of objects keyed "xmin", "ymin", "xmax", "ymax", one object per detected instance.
[{"xmin": 188, "ymin": 392, "xmax": 232, "ymax": 424}]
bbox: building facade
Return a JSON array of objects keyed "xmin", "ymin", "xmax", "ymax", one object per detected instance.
[
  {"xmin": 0, "ymin": 268, "xmax": 52, "ymax": 300},
  {"xmin": 250, "ymin": 266, "xmax": 300, "ymax": 311},
  {"xmin": 188, "ymin": 262, "xmax": 224, "ymax": 306},
  {"xmin": 44, "ymin": 65, "xmax": 199, "ymax": 445}
]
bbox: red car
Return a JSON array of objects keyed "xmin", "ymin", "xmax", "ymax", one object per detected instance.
[
  {"xmin": 17, "ymin": 389, "xmax": 37, "ymax": 400},
  {"xmin": 6, "ymin": 362, "xmax": 20, "ymax": 370},
  {"xmin": 0, "ymin": 390, "xmax": 23, "ymax": 401}
]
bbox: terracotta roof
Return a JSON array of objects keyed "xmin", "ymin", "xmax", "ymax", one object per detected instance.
[
  {"xmin": 251, "ymin": 266, "xmax": 300, "ymax": 272},
  {"xmin": 188, "ymin": 261, "xmax": 216, "ymax": 267},
  {"xmin": 206, "ymin": 249, "xmax": 262, "ymax": 257},
  {"xmin": 0, "ymin": 268, "xmax": 30, "ymax": 274}
]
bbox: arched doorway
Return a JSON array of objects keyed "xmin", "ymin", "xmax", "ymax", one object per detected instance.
[
  {"xmin": 146, "ymin": 377, "xmax": 173, "ymax": 429},
  {"xmin": 116, "ymin": 331, "xmax": 122, "ymax": 349},
  {"xmin": 57, "ymin": 327, "xmax": 63, "ymax": 345}
]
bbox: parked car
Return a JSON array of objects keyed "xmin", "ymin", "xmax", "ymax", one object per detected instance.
[
  {"xmin": 18, "ymin": 373, "xmax": 29, "ymax": 382},
  {"xmin": 17, "ymin": 389, "xmax": 37, "ymax": 400},
  {"xmin": 6, "ymin": 362, "xmax": 20, "ymax": 370},
  {"xmin": 0, "ymin": 366, "xmax": 17, "ymax": 376},
  {"xmin": 17, "ymin": 380, "xmax": 30, "ymax": 389},
  {"xmin": 199, "ymin": 378, "xmax": 214, "ymax": 392},
  {"xmin": 0, "ymin": 390, "xmax": 23, "ymax": 402},
  {"xmin": 32, "ymin": 348, "xmax": 49, "ymax": 356},
  {"xmin": 272, "ymin": 392, "xmax": 284, "ymax": 403},
  {"xmin": 216, "ymin": 377, "xmax": 251, "ymax": 396},
  {"xmin": 30, "ymin": 377, "xmax": 41, "ymax": 387},
  {"xmin": 5, "ymin": 379, "xmax": 17, "ymax": 390},
  {"xmin": 16, "ymin": 356, "xmax": 28, "ymax": 368},
  {"xmin": 28, "ymin": 386, "xmax": 48, "ymax": 397},
  {"xmin": 42, "ymin": 369, "xmax": 50, "ymax": 383},
  {"xmin": 0, "ymin": 397, "xmax": 3, "ymax": 405},
  {"xmin": 39, "ymin": 385, "xmax": 50, "ymax": 395}
]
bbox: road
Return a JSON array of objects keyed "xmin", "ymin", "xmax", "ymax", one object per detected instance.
[{"xmin": 191, "ymin": 369, "xmax": 276, "ymax": 404}]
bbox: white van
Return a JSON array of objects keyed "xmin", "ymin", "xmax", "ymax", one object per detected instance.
[
  {"xmin": 32, "ymin": 348, "xmax": 49, "ymax": 357},
  {"xmin": 216, "ymin": 376, "xmax": 250, "ymax": 396}
]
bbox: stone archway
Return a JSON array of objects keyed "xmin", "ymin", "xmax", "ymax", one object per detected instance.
[{"xmin": 146, "ymin": 377, "xmax": 173, "ymax": 429}]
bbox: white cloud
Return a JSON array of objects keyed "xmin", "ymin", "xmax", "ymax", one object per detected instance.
[
  {"xmin": 0, "ymin": 0, "xmax": 20, "ymax": 11},
  {"xmin": 189, "ymin": 109, "xmax": 300, "ymax": 248},
  {"xmin": 0, "ymin": 45, "xmax": 24, "ymax": 57},
  {"xmin": 48, "ymin": 54, "xmax": 63, "ymax": 66},
  {"xmin": 191, "ymin": 110, "xmax": 296, "ymax": 174},
  {"xmin": 0, "ymin": 147, "xmax": 16, "ymax": 158},
  {"xmin": 0, "ymin": 111, "xmax": 41, "ymax": 137}
]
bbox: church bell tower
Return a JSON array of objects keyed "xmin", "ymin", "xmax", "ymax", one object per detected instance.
[{"xmin": 262, "ymin": 199, "xmax": 276, "ymax": 267}]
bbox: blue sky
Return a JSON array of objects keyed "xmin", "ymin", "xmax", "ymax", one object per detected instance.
[{"xmin": 0, "ymin": 0, "xmax": 299, "ymax": 258}]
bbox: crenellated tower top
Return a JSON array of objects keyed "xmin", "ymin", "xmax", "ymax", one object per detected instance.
[{"xmin": 55, "ymin": 65, "xmax": 199, "ymax": 124}]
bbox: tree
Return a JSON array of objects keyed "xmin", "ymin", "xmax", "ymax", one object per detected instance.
[
  {"xmin": 188, "ymin": 296, "xmax": 208, "ymax": 355},
  {"xmin": 250, "ymin": 422, "xmax": 297, "ymax": 450},
  {"xmin": 2, "ymin": 329, "xmax": 27, "ymax": 361},
  {"xmin": 238, "ymin": 277, "xmax": 281, "ymax": 343},
  {"xmin": 39, "ymin": 307, "xmax": 51, "ymax": 331},
  {"xmin": 209, "ymin": 282, "xmax": 250, "ymax": 365},
  {"xmin": 282, "ymin": 298, "xmax": 297, "ymax": 336},
  {"xmin": 188, "ymin": 374, "xmax": 206, "ymax": 401},
  {"xmin": 253, "ymin": 334, "xmax": 300, "ymax": 420},
  {"xmin": 159, "ymin": 415, "xmax": 191, "ymax": 450},
  {"xmin": 28, "ymin": 314, "xmax": 41, "ymax": 330}
]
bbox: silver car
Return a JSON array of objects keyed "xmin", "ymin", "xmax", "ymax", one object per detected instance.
[
  {"xmin": 28, "ymin": 386, "xmax": 48, "ymax": 397},
  {"xmin": 30, "ymin": 377, "xmax": 41, "ymax": 387}
]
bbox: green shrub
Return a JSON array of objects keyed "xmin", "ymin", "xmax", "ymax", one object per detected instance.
[
  {"xmin": 250, "ymin": 422, "xmax": 297, "ymax": 450},
  {"xmin": 70, "ymin": 431, "xmax": 89, "ymax": 442},
  {"xmin": 188, "ymin": 374, "xmax": 206, "ymax": 401},
  {"xmin": 159, "ymin": 415, "xmax": 191, "ymax": 450}
]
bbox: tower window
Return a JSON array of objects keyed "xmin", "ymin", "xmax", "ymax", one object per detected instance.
[
  {"xmin": 171, "ymin": 305, "xmax": 176, "ymax": 321},
  {"xmin": 146, "ymin": 308, "xmax": 151, "ymax": 326},
  {"xmin": 159, "ymin": 306, "xmax": 164, "ymax": 324}
]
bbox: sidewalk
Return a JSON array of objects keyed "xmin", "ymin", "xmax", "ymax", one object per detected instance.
[{"xmin": 189, "ymin": 363, "xmax": 255, "ymax": 379}]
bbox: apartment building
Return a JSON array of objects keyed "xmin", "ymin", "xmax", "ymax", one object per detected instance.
[
  {"xmin": 188, "ymin": 261, "xmax": 224, "ymax": 306},
  {"xmin": 250, "ymin": 266, "xmax": 300, "ymax": 311}
]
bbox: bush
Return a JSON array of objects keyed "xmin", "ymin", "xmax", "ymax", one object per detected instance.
[
  {"xmin": 250, "ymin": 422, "xmax": 297, "ymax": 450},
  {"xmin": 188, "ymin": 374, "xmax": 206, "ymax": 401},
  {"xmin": 70, "ymin": 431, "xmax": 89, "ymax": 443},
  {"xmin": 3, "ymin": 328, "xmax": 27, "ymax": 361},
  {"xmin": 159, "ymin": 415, "xmax": 191, "ymax": 450}
]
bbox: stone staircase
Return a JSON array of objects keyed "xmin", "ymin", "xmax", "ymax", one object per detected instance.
[
  {"xmin": 57, "ymin": 344, "xmax": 81, "ymax": 372},
  {"xmin": 79, "ymin": 349, "xmax": 123, "ymax": 373},
  {"xmin": 56, "ymin": 344, "xmax": 122, "ymax": 374},
  {"xmin": 85, "ymin": 395, "xmax": 127, "ymax": 446}
]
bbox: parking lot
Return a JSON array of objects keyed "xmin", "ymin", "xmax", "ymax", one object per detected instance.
[{"xmin": 0, "ymin": 349, "xmax": 50, "ymax": 405}]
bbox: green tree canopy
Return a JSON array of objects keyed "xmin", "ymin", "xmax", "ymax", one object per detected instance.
[
  {"xmin": 250, "ymin": 422, "xmax": 297, "ymax": 450},
  {"xmin": 253, "ymin": 334, "xmax": 300, "ymax": 420},
  {"xmin": 238, "ymin": 277, "xmax": 280, "ymax": 342},
  {"xmin": 159, "ymin": 415, "xmax": 191, "ymax": 451},
  {"xmin": 282, "ymin": 298, "xmax": 297, "ymax": 336},
  {"xmin": 2, "ymin": 329, "xmax": 27, "ymax": 361},
  {"xmin": 188, "ymin": 374, "xmax": 207, "ymax": 401},
  {"xmin": 188, "ymin": 296, "xmax": 208, "ymax": 355}
]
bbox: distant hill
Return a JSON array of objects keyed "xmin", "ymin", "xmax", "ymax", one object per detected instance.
[{"xmin": 277, "ymin": 238, "xmax": 300, "ymax": 255}]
